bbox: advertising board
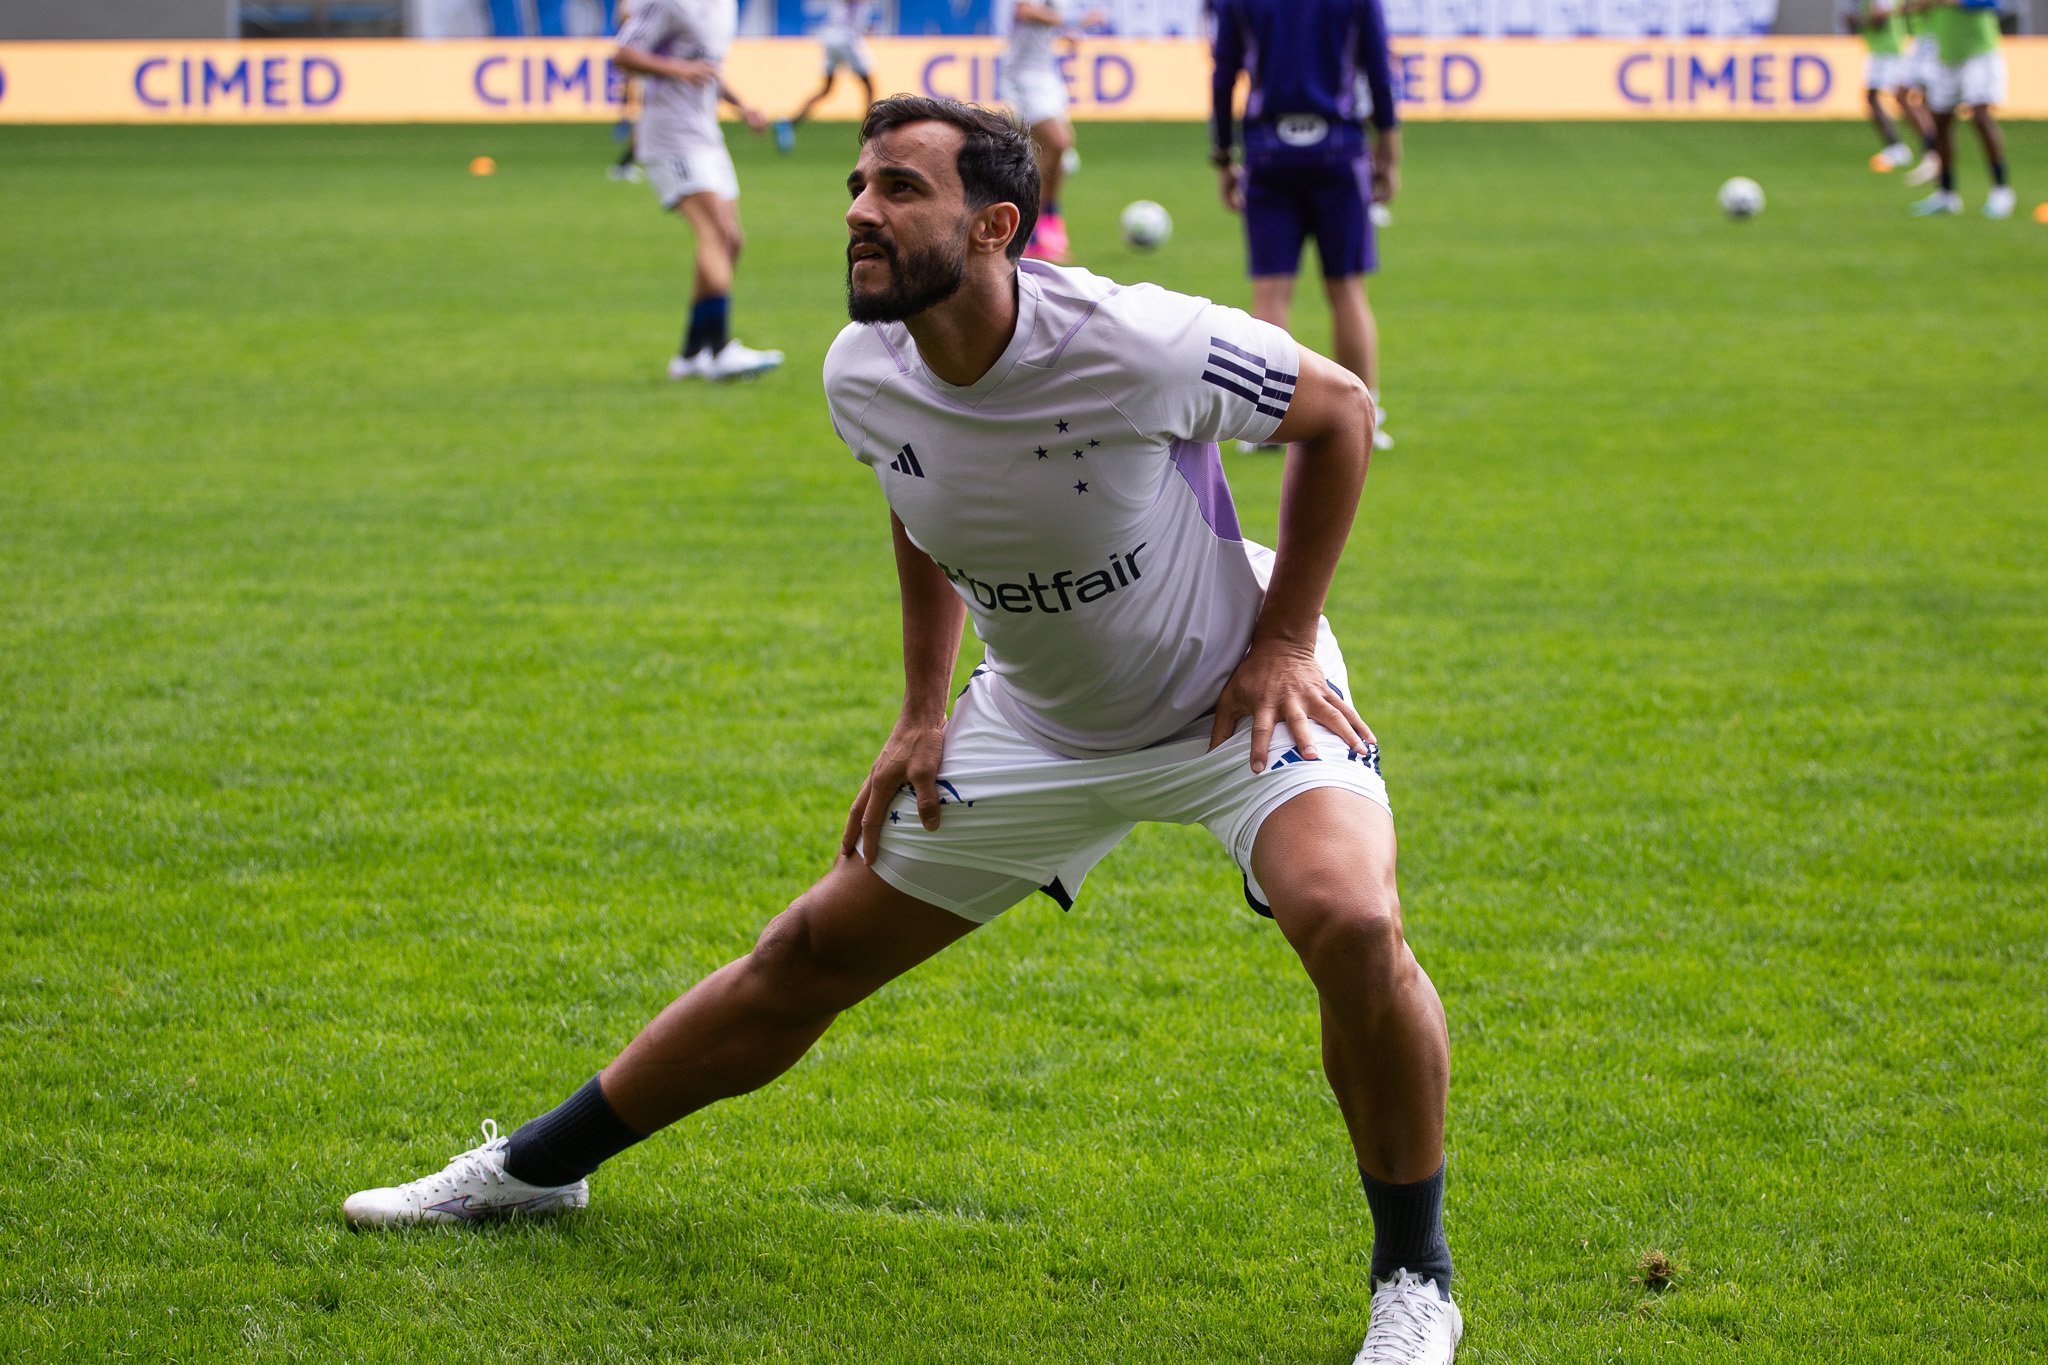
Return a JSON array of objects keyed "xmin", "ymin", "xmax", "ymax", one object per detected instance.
[{"xmin": 1, "ymin": 37, "xmax": 2043, "ymax": 123}]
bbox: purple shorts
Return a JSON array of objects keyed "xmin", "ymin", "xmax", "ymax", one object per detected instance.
[{"xmin": 1243, "ymin": 156, "xmax": 1377, "ymax": 279}]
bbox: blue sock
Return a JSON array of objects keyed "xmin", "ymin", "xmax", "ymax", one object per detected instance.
[
  {"xmin": 503, "ymin": 1075, "xmax": 645, "ymax": 1187},
  {"xmin": 1361, "ymin": 1162, "xmax": 1453, "ymax": 1298},
  {"xmin": 1991, "ymin": 157, "xmax": 2008, "ymax": 187},
  {"xmin": 683, "ymin": 295, "xmax": 729, "ymax": 358}
]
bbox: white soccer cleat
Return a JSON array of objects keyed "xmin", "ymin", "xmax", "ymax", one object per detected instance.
[
  {"xmin": 1353, "ymin": 1269, "xmax": 1463, "ymax": 1365},
  {"xmin": 1910, "ymin": 190, "xmax": 1963, "ymax": 216},
  {"xmin": 1904, "ymin": 151, "xmax": 1942, "ymax": 186},
  {"xmin": 1372, "ymin": 402, "xmax": 1394, "ymax": 451},
  {"xmin": 1984, "ymin": 185, "xmax": 2016, "ymax": 219},
  {"xmin": 701, "ymin": 339, "xmax": 785, "ymax": 381},
  {"xmin": 667, "ymin": 351, "xmax": 707, "ymax": 381},
  {"xmin": 1881, "ymin": 141, "xmax": 1913, "ymax": 169},
  {"xmin": 342, "ymin": 1120, "xmax": 589, "ymax": 1228}
]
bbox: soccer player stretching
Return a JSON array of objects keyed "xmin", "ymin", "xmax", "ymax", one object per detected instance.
[
  {"xmin": 1907, "ymin": 0, "xmax": 2016, "ymax": 218},
  {"xmin": 614, "ymin": 0, "xmax": 785, "ymax": 379},
  {"xmin": 344, "ymin": 97, "xmax": 1462, "ymax": 1365},
  {"xmin": 1211, "ymin": 0, "xmax": 1400, "ymax": 452},
  {"xmin": 774, "ymin": 0, "xmax": 879, "ymax": 153}
]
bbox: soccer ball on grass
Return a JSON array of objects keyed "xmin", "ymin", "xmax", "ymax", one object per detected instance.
[
  {"xmin": 1717, "ymin": 176, "xmax": 1765, "ymax": 220},
  {"xmin": 1119, "ymin": 200, "xmax": 1173, "ymax": 251}
]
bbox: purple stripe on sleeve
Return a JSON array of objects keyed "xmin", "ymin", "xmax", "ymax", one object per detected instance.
[{"xmin": 1169, "ymin": 438, "xmax": 1244, "ymax": 542}]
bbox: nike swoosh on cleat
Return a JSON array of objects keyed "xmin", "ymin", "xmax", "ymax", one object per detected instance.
[{"xmin": 426, "ymin": 1191, "xmax": 576, "ymax": 1220}]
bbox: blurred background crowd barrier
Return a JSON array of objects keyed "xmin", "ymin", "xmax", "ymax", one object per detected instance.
[{"xmin": 2, "ymin": 0, "xmax": 2039, "ymax": 41}]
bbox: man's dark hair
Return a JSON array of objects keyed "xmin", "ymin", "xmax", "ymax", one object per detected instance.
[{"xmin": 859, "ymin": 96, "xmax": 1040, "ymax": 261}]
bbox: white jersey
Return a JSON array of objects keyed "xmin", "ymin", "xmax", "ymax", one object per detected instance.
[
  {"xmin": 1005, "ymin": 0, "xmax": 1072, "ymax": 74},
  {"xmin": 615, "ymin": 0, "xmax": 734, "ymax": 160},
  {"xmin": 824, "ymin": 261, "xmax": 1300, "ymax": 759},
  {"xmin": 817, "ymin": 0, "xmax": 871, "ymax": 42}
]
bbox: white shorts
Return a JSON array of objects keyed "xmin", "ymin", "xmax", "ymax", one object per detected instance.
[
  {"xmin": 867, "ymin": 622, "xmax": 1392, "ymax": 924},
  {"xmin": 822, "ymin": 34, "xmax": 874, "ymax": 77},
  {"xmin": 1926, "ymin": 50, "xmax": 2007, "ymax": 112},
  {"xmin": 643, "ymin": 143, "xmax": 738, "ymax": 207},
  {"xmin": 1864, "ymin": 51, "xmax": 1907, "ymax": 92},
  {"xmin": 1908, "ymin": 33, "xmax": 1943, "ymax": 89},
  {"xmin": 1002, "ymin": 67, "xmax": 1070, "ymax": 128}
]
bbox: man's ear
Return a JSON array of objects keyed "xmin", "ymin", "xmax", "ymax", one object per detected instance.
[{"xmin": 972, "ymin": 202, "xmax": 1022, "ymax": 258}]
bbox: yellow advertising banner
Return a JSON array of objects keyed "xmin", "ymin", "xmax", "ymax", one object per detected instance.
[{"xmin": 1, "ymin": 36, "xmax": 2043, "ymax": 124}]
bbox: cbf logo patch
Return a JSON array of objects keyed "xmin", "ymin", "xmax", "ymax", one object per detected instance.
[{"xmin": 888, "ymin": 779, "xmax": 974, "ymax": 824}]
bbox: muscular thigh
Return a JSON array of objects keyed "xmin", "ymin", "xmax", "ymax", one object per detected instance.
[{"xmin": 767, "ymin": 852, "xmax": 982, "ymax": 993}]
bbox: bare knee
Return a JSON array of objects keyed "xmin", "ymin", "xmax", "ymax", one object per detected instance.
[
  {"xmin": 742, "ymin": 900, "xmax": 860, "ymax": 1022},
  {"xmin": 1276, "ymin": 882, "xmax": 1411, "ymax": 986}
]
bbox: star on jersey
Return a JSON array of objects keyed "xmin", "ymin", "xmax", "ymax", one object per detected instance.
[
  {"xmin": 1072, "ymin": 449, "xmax": 1084, "ymax": 459},
  {"xmin": 1088, "ymin": 438, "xmax": 1100, "ymax": 448},
  {"xmin": 1055, "ymin": 419, "xmax": 1069, "ymax": 433},
  {"xmin": 1074, "ymin": 480, "xmax": 1089, "ymax": 494},
  {"xmin": 1035, "ymin": 446, "xmax": 1048, "ymax": 459}
]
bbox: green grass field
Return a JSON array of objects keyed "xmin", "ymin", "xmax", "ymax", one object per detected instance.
[{"xmin": 2, "ymin": 116, "xmax": 2044, "ymax": 1362}]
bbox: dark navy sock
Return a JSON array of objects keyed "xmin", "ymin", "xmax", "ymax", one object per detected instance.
[
  {"xmin": 1991, "ymin": 157, "xmax": 2008, "ymax": 187},
  {"xmin": 503, "ymin": 1074, "xmax": 645, "ymax": 1188},
  {"xmin": 1940, "ymin": 162, "xmax": 1955, "ymax": 192},
  {"xmin": 682, "ymin": 295, "xmax": 729, "ymax": 358},
  {"xmin": 1361, "ymin": 1162, "xmax": 1453, "ymax": 1298}
]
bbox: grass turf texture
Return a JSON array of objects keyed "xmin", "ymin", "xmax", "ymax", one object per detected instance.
[{"xmin": 2, "ymin": 117, "xmax": 2045, "ymax": 1362}]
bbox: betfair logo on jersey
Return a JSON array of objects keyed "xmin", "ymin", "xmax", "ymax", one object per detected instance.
[
  {"xmin": 888, "ymin": 444, "xmax": 926, "ymax": 478},
  {"xmin": 934, "ymin": 543, "xmax": 1148, "ymax": 615}
]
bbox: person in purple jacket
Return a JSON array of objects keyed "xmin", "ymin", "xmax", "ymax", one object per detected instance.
[{"xmin": 1212, "ymin": 0, "xmax": 1402, "ymax": 452}]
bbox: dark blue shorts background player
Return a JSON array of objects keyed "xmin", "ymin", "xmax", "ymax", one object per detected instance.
[{"xmin": 1212, "ymin": 0, "xmax": 1401, "ymax": 451}]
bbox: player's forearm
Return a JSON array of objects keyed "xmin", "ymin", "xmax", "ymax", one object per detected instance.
[
  {"xmin": 1258, "ymin": 357, "xmax": 1372, "ymax": 649},
  {"xmin": 613, "ymin": 46, "xmax": 702, "ymax": 82},
  {"xmin": 1373, "ymin": 126, "xmax": 1402, "ymax": 168},
  {"xmin": 892, "ymin": 514, "xmax": 967, "ymax": 724}
]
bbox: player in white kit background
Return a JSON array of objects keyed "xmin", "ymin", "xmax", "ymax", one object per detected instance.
[
  {"xmin": 1002, "ymin": 1, "xmax": 1105, "ymax": 263},
  {"xmin": 613, "ymin": 0, "xmax": 786, "ymax": 380},
  {"xmin": 776, "ymin": 0, "xmax": 879, "ymax": 152},
  {"xmin": 341, "ymin": 96, "xmax": 1462, "ymax": 1365}
]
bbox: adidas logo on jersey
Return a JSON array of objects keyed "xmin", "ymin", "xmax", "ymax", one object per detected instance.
[
  {"xmin": 888, "ymin": 443, "xmax": 926, "ymax": 477},
  {"xmin": 1201, "ymin": 337, "xmax": 1295, "ymax": 421}
]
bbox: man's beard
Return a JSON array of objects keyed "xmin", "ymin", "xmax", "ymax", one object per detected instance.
[{"xmin": 846, "ymin": 228, "xmax": 968, "ymax": 323}]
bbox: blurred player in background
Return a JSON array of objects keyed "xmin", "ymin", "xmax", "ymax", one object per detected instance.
[
  {"xmin": 1003, "ymin": 2, "xmax": 1104, "ymax": 263},
  {"xmin": 1211, "ymin": 0, "xmax": 1399, "ymax": 453},
  {"xmin": 1907, "ymin": 0, "xmax": 2015, "ymax": 217},
  {"xmin": 1899, "ymin": 1, "xmax": 1947, "ymax": 184},
  {"xmin": 1842, "ymin": 0, "xmax": 1934, "ymax": 172},
  {"xmin": 608, "ymin": 0, "xmax": 646, "ymax": 181},
  {"xmin": 614, "ymin": 0, "xmax": 786, "ymax": 379},
  {"xmin": 774, "ymin": 0, "xmax": 879, "ymax": 154}
]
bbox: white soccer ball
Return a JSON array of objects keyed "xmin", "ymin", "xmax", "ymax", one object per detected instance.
[
  {"xmin": 1718, "ymin": 176, "xmax": 1765, "ymax": 220},
  {"xmin": 1119, "ymin": 199, "xmax": 1172, "ymax": 251}
]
